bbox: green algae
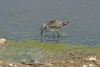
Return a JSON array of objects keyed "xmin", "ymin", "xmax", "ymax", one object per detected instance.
[
  {"xmin": 8, "ymin": 40, "xmax": 100, "ymax": 52},
  {"xmin": 6, "ymin": 10, "xmax": 20, "ymax": 15},
  {"xmin": 0, "ymin": 35, "xmax": 4, "ymax": 38},
  {"xmin": 19, "ymin": 18, "xmax": 27, "ymax": 21},
  {"xmin": 57, "ymin": 3, "xmax": 61, "ymax": 5},
  {"xmin": 8, "ymin": 40, "xmax": 67, "ymax": 51},
  {"xmin": 63, "ymin": 15, "xmax": 68, "ymax": 18}
]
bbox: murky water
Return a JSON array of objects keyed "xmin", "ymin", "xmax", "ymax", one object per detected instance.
[
  {"xmin": 0, "ymin": 0, "xmax": 100, "ymax": 64},
  {"xmin": 0, "ymin": 0, "xmax": 100, "ymax": 45},
  {"xmin": 0, "ymin": 46, "xmax": 47, "ymax": 65}
]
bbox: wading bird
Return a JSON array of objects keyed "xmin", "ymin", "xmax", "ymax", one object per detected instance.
[{"xmin": 41, "ymin": 19, "xmax": 71, "ymax": 38}]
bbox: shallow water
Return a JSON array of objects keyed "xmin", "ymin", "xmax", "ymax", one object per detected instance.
[
  {"xmin": 0, "ymin": 0, "xmax": 100, "ymax": 64},
  {"xmin": 0, "ymin": 46, "xmax": 47, "ymax": 64},
  {"xmin": 0, "ymin": 0, "xmax": 100, "ymax": 45}
]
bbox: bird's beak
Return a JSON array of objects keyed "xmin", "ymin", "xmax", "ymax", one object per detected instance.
[{"xmin": 41, "ymin": 30, "xmax": 43, "ymax": 35}]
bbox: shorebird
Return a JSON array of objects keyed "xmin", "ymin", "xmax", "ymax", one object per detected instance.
[{"xmin": 41, "ymin": 19, "xmax": 71, "ymax": 38}]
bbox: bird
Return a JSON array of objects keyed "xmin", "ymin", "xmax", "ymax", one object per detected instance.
[{"xmin": 40, "ymin": 19, "xmax": 71, "ymax": 38}]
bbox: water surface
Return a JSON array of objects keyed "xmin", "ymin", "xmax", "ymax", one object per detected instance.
[{"xmin": 0, "ymin": 0, "xmax": 100, "ymax": 45}]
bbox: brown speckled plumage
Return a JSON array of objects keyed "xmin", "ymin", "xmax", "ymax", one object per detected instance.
[{"xmin": 41, "ymin": 19, "xmax": 71, "ymax": 37}]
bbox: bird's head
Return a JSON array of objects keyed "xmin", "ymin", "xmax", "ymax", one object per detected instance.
[
  {"xmin": 41, "ymin": 23, "xmax": 46, "ymax": 29},
  {"xmin": 41, "ymin": 23, "xmax": 46, "ymax": 35}
]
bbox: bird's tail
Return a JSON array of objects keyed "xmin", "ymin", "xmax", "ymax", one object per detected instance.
[{"xmin": 62, "ymin": 21, "xmax": 71, "ymax": 26}]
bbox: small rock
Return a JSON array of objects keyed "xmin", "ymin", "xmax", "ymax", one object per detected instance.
[
  {"xmin": 9, "ymin": 63, "xmax": 13, "ymax": 67},
  {"xmin": 85, "ymin": 56, "xmax": 97, "ymax": 61},
  {"xmin": 0, "ymin": 61, "xmax": 3, "ymax": 63},
  {"xmin": 46, "ymin": 63, "xmax": 53, "ymax": 66},
  {"xmin": 14, "ymin": 64, "xmax": 17, "ymax": 66},
  {"xmin": 82, "ymin": 64, "xmax": 87, "ymax": 67},
  {"xmin": 88, "ymin": 57, "xmax": 96, "ymax": 61},
  {"xmin": 0, "ymin": 38, "xmax": 7, "ymax": 44},
  {"xmin": 89, "ymin": 64, "xmax": 94, "ymax": 67}
]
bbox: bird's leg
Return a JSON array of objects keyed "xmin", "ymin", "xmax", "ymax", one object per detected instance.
[
  {"xmin": 41, "ymin": 28, "xmax": 43, "ymax": 35},
  {"xmin": 53, "ymin": 33, "xmax": 55, "ymax": 38},
  {"xmin": 41, "ymin": 31, "xmax": 43, "ymax": 35},
  {"xmin": 57, "ymin": 32, "xmax": 59, "ymax": 38}
]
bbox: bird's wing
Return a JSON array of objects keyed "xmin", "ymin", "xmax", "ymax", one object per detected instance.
[{"xmin": 46, "ymin": 20, "xmax": 62, "ymax": 29}]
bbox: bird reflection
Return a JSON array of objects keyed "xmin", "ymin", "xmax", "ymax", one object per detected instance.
[{"xmin": 41, "ymin": 37, "xmax": 59, "ymax": 43}]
